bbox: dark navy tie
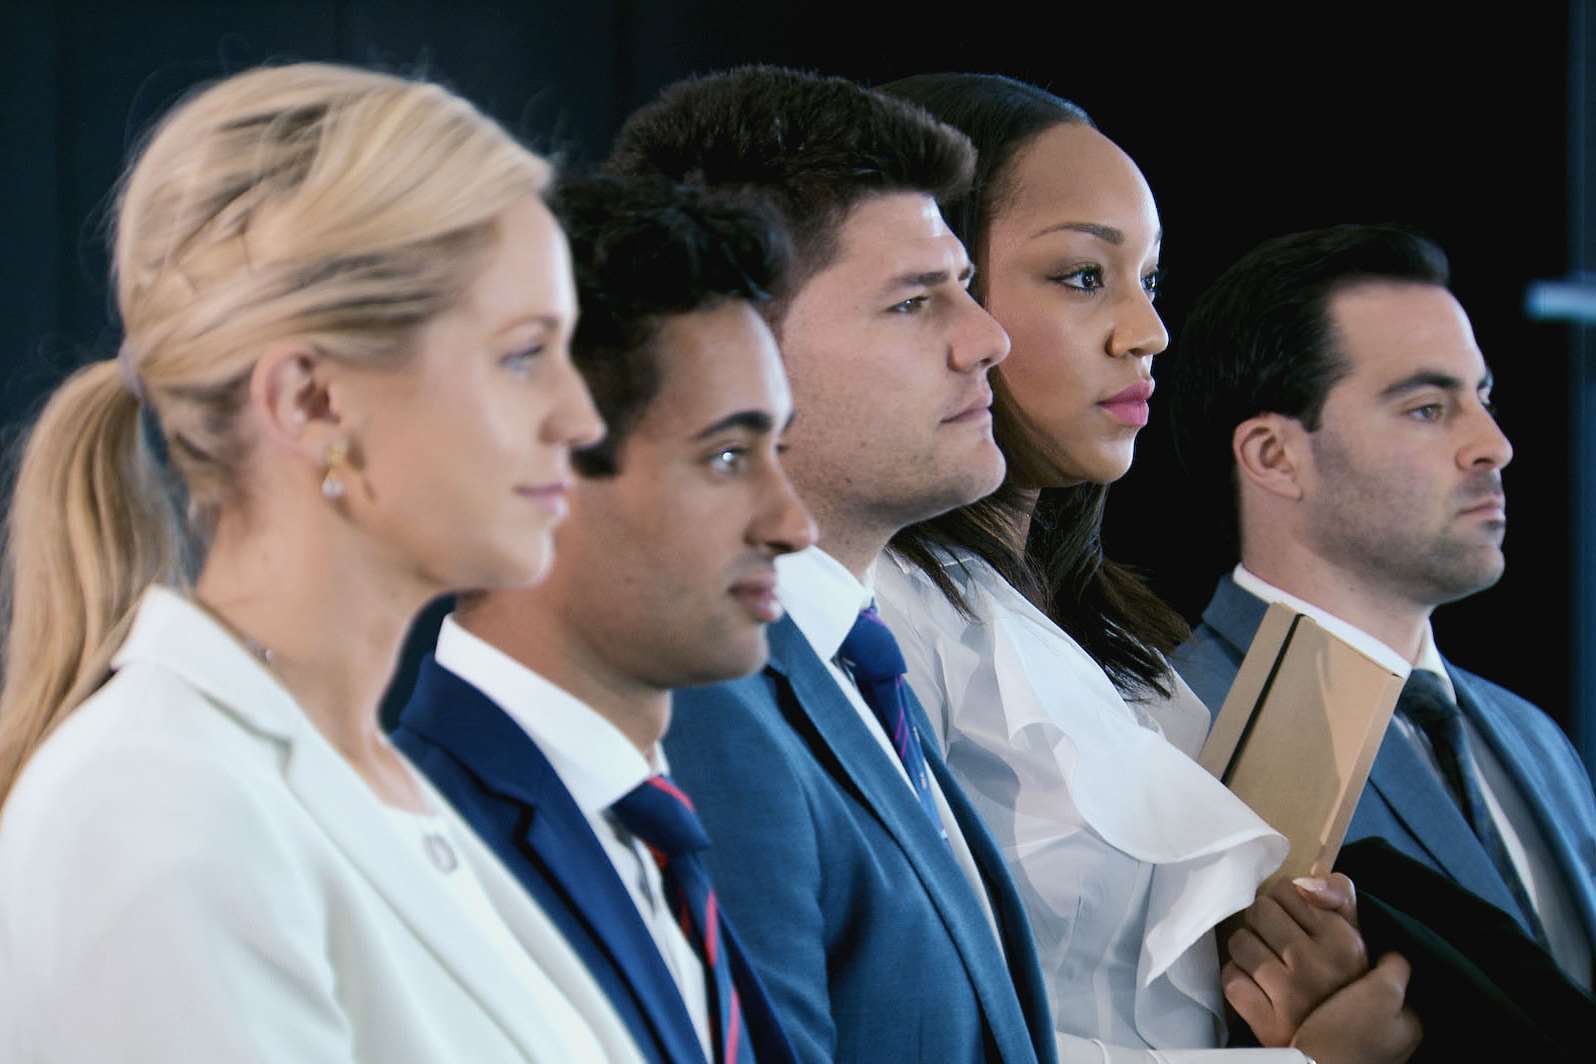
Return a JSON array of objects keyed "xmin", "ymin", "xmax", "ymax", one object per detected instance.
[
  {"xmin": 612, "ymin": 775, "xmax": 755, "ymax": 1064},
  {"xmin": 1397, "ymin": 670, "xmax": 1550, "ymax": 947},
  {"xmin": 838, "ymin": 606, "xmax": 947, "ymax": 841}
]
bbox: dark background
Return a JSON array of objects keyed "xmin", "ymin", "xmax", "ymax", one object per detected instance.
[{"xmin": 3, "ymin": 2, "xmax": 1588, "ymax": 768}]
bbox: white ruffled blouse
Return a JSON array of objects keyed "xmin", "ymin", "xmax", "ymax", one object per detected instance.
[{"xmin": 877, "ymin": 551, "xmax": 1304, "ymax": 1063}]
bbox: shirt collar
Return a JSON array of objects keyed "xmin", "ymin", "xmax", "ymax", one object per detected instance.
[
  {"xmin": 775, "ymin": 546, "xmax": 875, "ymax": 661},
  {"xmin": 1412, "ymin": 627, "xmax": 1454, "ymax": 700},
  {"xmin": 1232, "ymin": 564, "xmax": 1454, "ymax": 699},
  {"xmin": 434, "ymin": 615, "xmax": 658, "ymax": 813}
]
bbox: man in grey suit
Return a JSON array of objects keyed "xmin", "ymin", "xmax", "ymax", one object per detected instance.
[
  {"xmin": 606, "ymin": 68, "xmax": 1057, "ymax": 1064},
  {"xmin": 1163, "ymin": 223, "xmax": 1596, "ymax": 993}
]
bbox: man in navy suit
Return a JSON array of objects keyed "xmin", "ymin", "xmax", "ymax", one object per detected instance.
[
  {"xmin": 394, "ymin": 177, "xmax": 815, "ymax": 1064},
  {"xmin": 1162, "ymin": 224, "xmax": 1596, "ymax": 993},
  {"xmin": 607, "ymin": 69, "xmax": 1057, "ymax": 1064}
]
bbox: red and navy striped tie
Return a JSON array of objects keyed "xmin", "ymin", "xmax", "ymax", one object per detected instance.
[
  {"xmin": 839, "ymin": 606, "xmax": 948, "ymax": 841},
  {"xmin": 612, "ymin": 774, "xmax": 756, "ymax": 1064}
]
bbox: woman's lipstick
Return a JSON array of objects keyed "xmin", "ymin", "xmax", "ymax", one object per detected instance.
[
  {"xmin": 515, "ymin": 480, "xmax": 571, "ymax": 517},
  {"xmin": 1099, "ymin": 379, "xmax": 1154, "ymax": 428}
]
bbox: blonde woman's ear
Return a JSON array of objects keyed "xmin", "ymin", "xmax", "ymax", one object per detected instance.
[{"xmin": 249, "ymin": 342, "xmax": 344, "ymax": 462}]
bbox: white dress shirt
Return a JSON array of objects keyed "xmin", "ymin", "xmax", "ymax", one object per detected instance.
[
  {"xmin": 774, "ymin": 545, "xmax": 1003, "ymax": 946},
  {"xmin": 435, "ymin": 617, "xmax": 714, "ymax": 1060},
  {"xmin": 1234, "ymin": 565, "xmax": 1593, "ymax": 989},
  {"xmin": 0, "ymin": 587, "xmax": 641, "ymax": 1064},
  {"xmin": 877, "ymin": 551, "xmax": 1305, "ymax": 1064}
]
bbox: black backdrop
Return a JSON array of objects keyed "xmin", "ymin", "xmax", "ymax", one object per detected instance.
[{"xmin": 2, "ymin": 1, "xmax": 1585, "ymax": 760}]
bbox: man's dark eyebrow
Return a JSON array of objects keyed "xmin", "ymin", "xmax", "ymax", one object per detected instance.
[
  {"xmin": 885, "ymin": 262, "xmax": 975, "ymax": 293},
  {"xmin": 1379, "ymin": 370, "xmax": 1468, "ymax": 399},
  {"xmin": 886, "ymin": 269, "xmax": 949, "ymax": 291},
  {"xmin": 692, "ymin": 410, "xmax": 776, "ymax": 439}
]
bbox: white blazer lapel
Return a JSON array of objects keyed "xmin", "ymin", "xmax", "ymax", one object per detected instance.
[
  {"xmin": 117, "ymin": 588, "xmax": 639, "ymax": 1063},
  {"xmin": 440, "ymin": 793, "xmax": 644, "ymax": 1064},
  {"xmin": 280, "ymin": 733, "xmax": 570, "ymax": 1060}
]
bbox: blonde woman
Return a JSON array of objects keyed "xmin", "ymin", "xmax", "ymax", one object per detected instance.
[{"xmin": 0, "ymin": 64, "xmax": 645, "ymax": 1063}]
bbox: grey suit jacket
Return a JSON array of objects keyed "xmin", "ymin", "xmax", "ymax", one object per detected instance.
[{"xmin": 1173, "ymin": 573, "xmax": 1596, "ymax": 952}]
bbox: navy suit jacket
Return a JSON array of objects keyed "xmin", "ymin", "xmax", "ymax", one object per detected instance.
[
  {"xmin": 663, "ymin": 615, "xmax": 1056, "ymax": 1064},
  {"xmin": 1172, "ymin": 574, "xmax": 1596, "ymax": 952},
  {"xmin": 393, "ymin": 656, "xmax": 797, "ymax": 1064}
]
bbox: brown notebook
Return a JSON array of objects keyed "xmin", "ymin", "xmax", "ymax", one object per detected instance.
[{"xmin": 1198, "ymin": 603, "xmax": 1406, "ymax": 885}]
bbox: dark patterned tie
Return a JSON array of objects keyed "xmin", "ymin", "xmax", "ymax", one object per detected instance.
[
  {"xmin": 1397, "ymin": 670, "xmax": 1551, "ymax": 947},
  {"xmin": 611, "ymin": 774, "xmax": 755, "ymax": 1064},
  {"xmin": 838, "ymin": 606, "xmax": 947, "ymax": 841}
]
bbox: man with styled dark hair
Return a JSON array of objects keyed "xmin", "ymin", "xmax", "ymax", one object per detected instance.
[
  {"xmin": 608, "ymin": 67, "xmax": 1059, "ymax": 1064},
  {"xmin": 1165, "ymin": 224, "xmax": 1596, "ymax": 995},
  {"xmin": 1164, "ymin": 225, "xmax": 1449, "ymax": 557},
  {"xmin": 607, "ymin": 66, "xmax": 975, "ymax": 316},
  {"xmin": 394, "ymin": 175, "xmax": 814, "ymax": 1064}
]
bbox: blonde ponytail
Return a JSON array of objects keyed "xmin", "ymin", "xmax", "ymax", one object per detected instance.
[
  {"xmin": 0, "ymin": 361, "xmax": 187, "ymax": 798},
  {"xmin": 0, "ymin": 63, "xmax": 548, "ymax": 804}
]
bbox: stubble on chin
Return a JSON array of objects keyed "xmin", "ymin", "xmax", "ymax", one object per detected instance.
[
  {"xmin": 1303, "ymin": 438, "xmax": 1506, "ymax": 609},
  {"xmin": 1423, "ymin": 469, "xmax": 1510, "ymax": 601},
  {"xmin": 931, "ymin": 437, "xmax": 1007, "ymax": 515},
  {"xmin": 1423, "ymin": 524, "xmax": 1507, "ymax": 603},
  {"xmin": 1310, "ymin": 499, "xmax": 1506, "ymax": 609}
]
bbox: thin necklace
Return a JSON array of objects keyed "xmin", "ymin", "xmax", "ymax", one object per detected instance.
[
  {"xmin": 240, "ymin": 635, "xmax": 273, "ymax": 666},
  {"xmin": 202, "ymin": 596, "xmax": 459, "ymax": 874},
  {"xmin": 386, "ymin": 747, "xmax": 459, "ymax": 874}
]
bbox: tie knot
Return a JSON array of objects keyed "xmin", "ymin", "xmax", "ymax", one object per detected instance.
[
  {"xmin": 839, "ymin": 606, "xmax": 907, "ymax": 682},
  {"xmin": 611, "ymin": 775, "xmax": 711, "ymax": 863},
  {"xmin": 1398, "ymin": 669, "xmax": 1459, "ymax": 731}
]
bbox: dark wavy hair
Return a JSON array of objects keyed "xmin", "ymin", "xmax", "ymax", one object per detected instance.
[
  {"xmin": 1162, "ymin": 223, "xmax": 1451, "ymax": 552},
  {"xmin": 882, "ymin": 73, "xmax": 1189, "ymax": 700},
  {"xmin": 604, "ymin": 65, "xmax": 974, "ymax": 318},
  {"xmin": 549, "ymin": 174, "xmax": 790, "ymax": 476}
]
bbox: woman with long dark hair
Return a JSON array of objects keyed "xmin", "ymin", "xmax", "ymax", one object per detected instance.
[{"xmin": 876, "ymin": 74, "xmax": 1420, "ymax": 1063}]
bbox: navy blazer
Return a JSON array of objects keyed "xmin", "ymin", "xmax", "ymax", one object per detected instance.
[
  {"xmin": 1172, "ymin": 574, "xmax": 1596, "ymax": 951},
  {"xmin": 663, "ymin": 615, "xmax": 1056, "ymax": 1064},
  {"xmin": 393, "ymin": 656, "xmax": 797, "ymax": 1064}
]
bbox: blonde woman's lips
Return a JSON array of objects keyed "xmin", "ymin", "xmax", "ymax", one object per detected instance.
[{"xmin": 515, "ymin": 480, "xmax": 571, "ymax": 516}]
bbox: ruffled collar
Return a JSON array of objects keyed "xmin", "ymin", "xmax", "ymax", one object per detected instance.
[{"xmin": 880, "ymin": 550, "xmax": 1289, "ymax": 1044}]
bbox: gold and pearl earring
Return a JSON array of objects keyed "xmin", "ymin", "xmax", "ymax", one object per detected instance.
[{"xmin": 321, "ymin": 439, "xmax": 350, "ymax": 501}]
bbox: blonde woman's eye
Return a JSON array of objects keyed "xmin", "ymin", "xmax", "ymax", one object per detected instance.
[
  {"xmin": 500, "ymin": 345, "xmax": 544, "ymax": 372},
  {"xmin": 1142, "ymin": 269, "xmax": 1163, "ymax": 299}
]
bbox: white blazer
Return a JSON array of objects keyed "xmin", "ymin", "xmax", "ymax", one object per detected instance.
[{"xmin": 0, "ymin": 587, "xmax": 645, "ymax": 1064}]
